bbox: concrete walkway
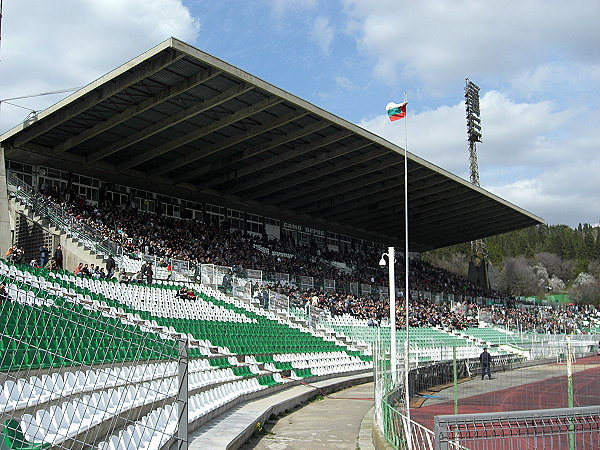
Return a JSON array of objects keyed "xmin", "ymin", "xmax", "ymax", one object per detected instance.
[
  {"xmin": 242, "ymin": 382, "xmax": 375, "ymax": 450},
  {"xmin": 187, "ymin": 373, "xmax": 372, "ymax": 449}
]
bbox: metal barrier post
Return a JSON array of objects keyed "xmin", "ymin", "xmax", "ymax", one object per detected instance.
[
  {"xmin": 453, "ymin": 345, "xmax": 458, "ymax": 415},
  {"xmin": 434, "ymin": 416, "xmax": 448, "ymax": 450},
  {"xmin": 567, "ymin": 336, "xmax": 574, "ymax": 450},
  {"xmin": 177, "ymin": 339, "xmax": 189, "ymax": 450}
]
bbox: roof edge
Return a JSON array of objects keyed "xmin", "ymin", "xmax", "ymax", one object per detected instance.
[{"xmin": 0, "ymin": 38, "xmax": 176, "ymax": 143}]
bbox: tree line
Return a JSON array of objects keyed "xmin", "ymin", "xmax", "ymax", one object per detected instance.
[{"xmin": 423, "ymin": 223, "xmax": 600, "ymax": 304}]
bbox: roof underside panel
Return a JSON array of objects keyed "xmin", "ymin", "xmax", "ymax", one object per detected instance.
[{"xmin": 0, "ymin": 38, "xmax": 543, "ymax": 251}]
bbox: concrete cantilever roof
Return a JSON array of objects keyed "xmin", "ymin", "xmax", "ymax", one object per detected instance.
[{"xmin": 0, "ymin": 37, "xmax": 543, "ymax": 251}]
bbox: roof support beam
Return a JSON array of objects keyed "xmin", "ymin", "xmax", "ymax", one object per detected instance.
[
  {"xmin": 198, "ymin": 129, "xmax": 353, "ymax": 190},
  {"xmin": 409, "ymin": 193, "xmax": 490, "ymax": 224},
  {"xmin": 368, "ymin": 195, "xmax": 485, "ymax": 233},
  {"xmin": 149, "ymin": 104, "xmax": 300, "ymax": 178},
  {"xmin": 14, "ymin": 49, "xmax": 184, "ymax": 148},
  {"xmin": 319, "ymin": 171, "xmax": 440, "ymax": 220},
  {"xmin": 349, "ymin": 208, "xmax": 404, "ymax": 230},
  {"xmin": 53, "ymin": 68, "xmax": 220, "ymax": 155},
  {"xmin": 163, "ymin": 111, "xmax": 308, "ymax": 181},
  {"xmin": 117, "ymin": 87, "xmax": 275, "ymax": 170},
  {"xmin": 87, "ymin": 83, "xmax": 254, "ymax": 164},
  {"xmin": 373, "ymin": 200, "xmax": 513, "ymax": 238},
  {"xmin": 279, "ymin": 157, "xmax": 401, "ymax": 208},
  {"xmin": 175, "ymin": 120, "xmax": 332, "ymax": 185},
  {"xmin": 140, "ymin": 96, "xmax": 283, "ymax": 174},
  {"xmin": 411, "ymin": 210, "xmax": 529, "ymax": 243},
  {"xmin": 223, "ymin": 134, "xmax": 366, "ymax": 195},
  {"xmin": 339, "ymin": 181, "xmax": 461, "ymax": 226},
  {"xmin": 347, "ymin": 184, "xmax": 471, "ymax": 230},
  {"xmin": 416, "ymin": 217, "xmax": 537, "ymax": 250},
  {"xmin": 347, "ymin": 183, "xmax": 468, "ymax": 229},
  {"xmin": 302, "ymin": 175, "xmax": 435, "ymax": 218},
  {"xmin": 290, "ymin": 168, "xmax": 406, "ymax": 211},
  {"xmin": 249, "ymin": 150, "xmax": 389, "ymax": 202}
]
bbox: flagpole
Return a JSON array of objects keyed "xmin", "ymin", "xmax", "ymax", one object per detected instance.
[
  {"xmin": 403, "ymin": 91, "xmax": 412, "ymax": 449},
  {"xmin": 384, "ymin": 96, "xmax": 411, "ymax": 448}
]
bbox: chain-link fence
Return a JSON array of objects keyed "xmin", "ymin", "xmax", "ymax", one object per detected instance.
[
  {"xmin": 373, "ymin": 329, "xmax": 600, "ymax": 449},
  {"xmin": 0, "ymin": 260, "xmax": 186, "ymax": 449}
]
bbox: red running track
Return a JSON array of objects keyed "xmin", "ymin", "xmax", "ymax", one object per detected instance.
[{"xmin": 410, "ymin": 356, "xmax": 600, "ymax": 449}]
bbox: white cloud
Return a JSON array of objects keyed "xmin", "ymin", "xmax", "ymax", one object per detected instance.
[
  {"xmin": 360, "ymin": 91, "xmax": 567, "ymax": 173},
  {"xmin": 334, "ymin": 75, "xmax": 359, "ymax": 91},
  {"xmin": 359, "ymin": 91, "xmax": 600, "ymax": 226},
  {"xmin": 0, "ymin": 0, "xmax": 199, "ymax": 132},
  {"xmin": 311, "ymin": 16, "xmax": 334, "ymax": 54},
  {"xmin": 489, "ymin": 159, "xmax": 600, "ymax": 226},
  {"xmin": 269, "ymin": 0, "xmax": 317, "ymax": 18},
  {"xmin": 343, "ymin": 0, "xmax": 600, "ymax": 92}
]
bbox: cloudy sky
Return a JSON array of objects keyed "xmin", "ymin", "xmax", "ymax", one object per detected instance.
[{"xmin": 1, "ymin": 0, "xmax": 599, "ymax": 227}]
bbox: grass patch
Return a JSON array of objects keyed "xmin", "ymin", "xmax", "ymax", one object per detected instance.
[
  {"xmin": 310, "ymin": 394, "xmax": 325, "ymax": 403},
  {"xmin": 253, "ymin": 421, "xmax": 275, "ymax": 437}
]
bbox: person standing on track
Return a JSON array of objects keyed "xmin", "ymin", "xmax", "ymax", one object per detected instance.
[{"xmin": 480, "ymin": 347, "xmax": 492, "ymax": 380}]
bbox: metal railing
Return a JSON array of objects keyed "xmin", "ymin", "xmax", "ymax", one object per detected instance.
[
  {"xmin": 7, "ymin": 172, "xmax": 122, "ymax": 260},
  {"xmin": 372, "ymin": 328, "xmax": 600, "ymax": 449},
  {"xmin": 434, "ymin": 406, "xmax": 600, "ymax": 449}
]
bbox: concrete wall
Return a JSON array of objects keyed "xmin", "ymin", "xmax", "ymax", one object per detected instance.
[{"xmin": 58, "ymin": 234, "xmax": 106, "ymax": 273}]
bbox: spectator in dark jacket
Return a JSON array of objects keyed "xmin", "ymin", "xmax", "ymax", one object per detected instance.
[
  {"xmin": 39, "ymin": 245, "xmax": 50, "ymax": 268},
  {"xmin": 480, "ymin": 347, "xmax": 492, "ymax": 380},
  {"xmin": 54, "ymin": 244, "xmax": 63, "ymax": 270},
  {"xmin": 106, "ymin": 255, "xmax": 116, "ymax": 278}
]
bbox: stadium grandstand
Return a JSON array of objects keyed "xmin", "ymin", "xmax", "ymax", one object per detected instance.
[{"xmin": 1, "ymin": 38, "xmax": 597, "ymax": 449}]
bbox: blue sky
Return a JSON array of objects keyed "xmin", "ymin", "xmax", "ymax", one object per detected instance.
[{"xmin": 1, "ymin": 0, "xmax": 599, "ymax": 227}]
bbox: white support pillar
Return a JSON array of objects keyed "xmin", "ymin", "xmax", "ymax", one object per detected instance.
[{"xmin": 0, "ymin": 147, "xmax": 13, "ymax": 252}]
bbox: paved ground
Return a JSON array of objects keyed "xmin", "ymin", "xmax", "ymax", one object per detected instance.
[{"xmin": 241, "ymin": 382, "xmax": 375, "ymax": 450}]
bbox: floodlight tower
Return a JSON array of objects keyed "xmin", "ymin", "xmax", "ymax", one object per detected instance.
[
  {"xmin": 465, "ymin": 79, "xmax": 491, "ymax": 289},
  {"xmin": 465, "ymin": 79, "xmax": 482, "ymax": 186}
]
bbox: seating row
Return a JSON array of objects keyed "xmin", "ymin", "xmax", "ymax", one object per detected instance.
[
  {"xmin": 0, "ymin": 361, "xmax": 244, "ymax": 414},
  {"xmin": 97, "ymin": 377, "xmax": 278, "ymax": 449}
]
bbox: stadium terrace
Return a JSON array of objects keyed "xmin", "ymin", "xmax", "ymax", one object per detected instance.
[{"xmin": 1, "ymin": 39, "xmax": 593, "ymax": 450}]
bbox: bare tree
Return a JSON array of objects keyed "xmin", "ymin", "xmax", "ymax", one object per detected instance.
[
  {"xmin": 423, "ymin": 252, "xmax": 469, "ymax": 278},
  {"xmin": 534, "ymin": 252, "xmax": 576, "ymax": 284},
  {"xmin": 569, "ymin": 274, "xmax": 600, "ymax": 305},
  {"xmin": 589, "ymin": 260, "xmax": 600, "ymax": 281},
  {"xmin": 534, "ymin": 252, "xmax": 562, "ymax": 277},
  {"xmin": 497, "ymin": 256, "xmax": 538, "ymax": 296}
]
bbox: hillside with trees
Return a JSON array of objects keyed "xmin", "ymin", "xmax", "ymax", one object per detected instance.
[{"xmin": 423, "ymin": 224, "xmax": 600, "ymax": 304}]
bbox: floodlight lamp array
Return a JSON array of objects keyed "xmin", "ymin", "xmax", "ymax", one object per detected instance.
[{"xmin": 465, "ymin": 78, "xmax": 482, "ymax": 143}]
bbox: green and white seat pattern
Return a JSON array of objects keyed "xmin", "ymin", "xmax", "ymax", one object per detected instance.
[{"xmin": 0, "ymin": 260, "xmax": 371, "ymax": 449}]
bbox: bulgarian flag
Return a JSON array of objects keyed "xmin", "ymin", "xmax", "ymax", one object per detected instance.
[{"xmin": 386, "ymin": 101, "xmax": 407, "ymax": 121}]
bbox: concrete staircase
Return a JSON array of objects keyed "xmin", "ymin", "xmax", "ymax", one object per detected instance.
[{"xmin": 9, "ymin": 196, "xmax": 108, "ymax": 271}]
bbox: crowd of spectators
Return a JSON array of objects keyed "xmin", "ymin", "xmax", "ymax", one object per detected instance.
[
  {"xmin": 480, "ymin": 303, "xmax": 597, "ymax": 335},
  {"xmin": 38, "ymin": 191, "xmax": 510, "ymax": 299},
  {"xmin": 259, "ymin": 279, "xmax": 600, "ymax": 334},
  {"xmin": 267, "ymin": 282, "xmax": 479, "ymax": 330},
  {"xmin": 26, "ymin": 188, "xmax": 600, "ymax": 335}
]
